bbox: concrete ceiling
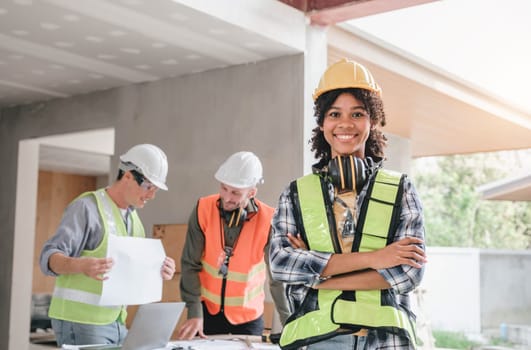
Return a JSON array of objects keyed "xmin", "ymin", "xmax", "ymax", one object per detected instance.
[
  {"xmin": 477, "ymin": 174, "xmax": 531, "ymax": 202},
  {"xmin": 0, "ymin": 0, "xmax": 439, "ymax": 109},
  {"xmin": 2, "ymin": 0, "xmax": 529, "ymax": 201},
  {"xmin": 0, "ymin": 0, "xmax": 305, "ymax": 177},
  {"xmin": 0, "ymin": 0, "xmax": 304, "ymax": 108},
  {"xmin": 38, "ymin": 128, "xmax": 115, "ymax": 176}
]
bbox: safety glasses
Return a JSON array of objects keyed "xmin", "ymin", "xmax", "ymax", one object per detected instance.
[{"xmin": 131, "ymin": 170, "xmax": 157, "ymax": 191}]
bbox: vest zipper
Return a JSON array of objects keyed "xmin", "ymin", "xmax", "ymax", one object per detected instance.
[
  {"xmin": 219, "ymin": 217, "xmax": 240, "ymax": 313},
  {"xmin": 220, "ymin": 272, "xmax": 227, "ymax": 312}
]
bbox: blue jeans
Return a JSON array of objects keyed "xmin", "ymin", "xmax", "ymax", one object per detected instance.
[
  {"xmin": 51, "ymin": 318, "xmax": 127, "ymax": 346},
  {"xmin": 306, "ymin": 334, "xmax": 367, "ymax": 350}
]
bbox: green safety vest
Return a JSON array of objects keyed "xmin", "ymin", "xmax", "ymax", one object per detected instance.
[
  {"xmin": 48, "ymin": 189, "xmax": 145, "ymax": 325},
  {"xmin": 279, "ymin": 169, "xmax": 417, "ymax": 350}
]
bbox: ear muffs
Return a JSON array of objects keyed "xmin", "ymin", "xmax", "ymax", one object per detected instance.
[
  {"xmin": 218, "ymin": 200, "xmax": 247, "ymax": 228},
  {"xmin": 328, "ymin": 155, "xmax": 367, "ymax": 193}
]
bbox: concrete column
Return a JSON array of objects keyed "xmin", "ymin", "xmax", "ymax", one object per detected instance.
[
  {"xmin": 303, "ymin": 23, "xmax": 328, "ymax": 175},
  {"xmin": 385, "ymin": 133, "xmax": 413, "ymax": 173},
  {"xmin": 10, "ymin": 139, "xmax": 39, "ymax": 350}
]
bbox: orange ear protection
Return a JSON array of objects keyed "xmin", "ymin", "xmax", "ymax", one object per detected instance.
[{"xmin": 327, "ymin": 155, "xmax": 367, "ymax": 193}]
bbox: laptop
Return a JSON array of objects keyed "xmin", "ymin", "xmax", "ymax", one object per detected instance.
[{"xmin": 79, "ymin": 302, "xmax": 185, "ymax": 350}]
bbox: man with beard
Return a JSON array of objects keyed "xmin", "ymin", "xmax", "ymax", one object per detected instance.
[{"xmin": 177, "ymin": 151, "xmax": 289, "ymax": 339}]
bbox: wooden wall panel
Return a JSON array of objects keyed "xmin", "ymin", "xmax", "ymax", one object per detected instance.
[{"xmin": 32, "ymin": 171, "xmax": 97, "ymax": 294}]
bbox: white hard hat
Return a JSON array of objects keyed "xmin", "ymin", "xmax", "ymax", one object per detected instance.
[
  {"xmin": 214, "ymin": 151, "xmax": 263, "ymax": 189},
  {"xmin": 119, "ymin": 144, "xmax": 168, "ymax": 190}
]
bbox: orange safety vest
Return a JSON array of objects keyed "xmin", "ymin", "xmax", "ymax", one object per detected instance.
[{"xmin": 197, "ymin": 194, "xmax": 274, "ymax": 325}]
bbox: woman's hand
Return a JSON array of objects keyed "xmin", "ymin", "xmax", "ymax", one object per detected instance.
[
  {"xmin": 370, "ymin": 237, "xmax": 426, "ymax": 269},
  {"xmin": 287, "ymin": 232, "xmax": 308, "ymax": 250}
]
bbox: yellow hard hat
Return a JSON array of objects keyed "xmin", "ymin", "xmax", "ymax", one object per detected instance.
[{"xmin": 313, "ymin": 58, "xmax": 382, "ymax": 100}]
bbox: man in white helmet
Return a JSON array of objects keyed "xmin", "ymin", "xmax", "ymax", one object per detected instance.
[
  {"xmin": 176, "ymin": 151, "xmax": 289, "ymax": 339},
  {"xmin": 39, "ymin": 143, "xmax": 176, "ymax": 346}
]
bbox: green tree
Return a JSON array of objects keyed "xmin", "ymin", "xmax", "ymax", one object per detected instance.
[{"xmin": 411, "ymin": 149, "xmax": 531, "ymax": 249}]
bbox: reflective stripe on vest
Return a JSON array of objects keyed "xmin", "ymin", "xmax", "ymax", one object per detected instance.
[
  {"xmin": 48, "ymin": 189, "xmax": 145, "ymax": 325},
  {"xmin": 332, "ymin": 170, "xmax": 416, "ymax": 346},
  {"xmin": 197, "ymin": 194, "xmax": 273, "ymax": 324},
  {"xmin": 280, "ymin": 170, "xmax": 416, "ymax": 349}
]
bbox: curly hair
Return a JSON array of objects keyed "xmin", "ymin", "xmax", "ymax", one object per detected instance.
[{"xmin": 309, "ymin": 88, "xmax": 387, "ymax": 163}]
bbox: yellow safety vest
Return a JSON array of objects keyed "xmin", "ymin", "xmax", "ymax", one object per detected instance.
[
  {"xmin": 279, "ymin": 170, "xmax": 417, "ymax": 349},
  {"xmin": 48, "ymin": 189, "xmax": 145, "ymax": 325}
]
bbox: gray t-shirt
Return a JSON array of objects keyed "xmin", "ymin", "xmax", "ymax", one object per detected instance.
[{"xmin": 39, "ymin": 192, "xmax": 133, "ymax": 276}]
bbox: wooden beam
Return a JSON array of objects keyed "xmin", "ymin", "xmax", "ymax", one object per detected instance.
[{"xmin": 278, "ymin": 0, "xmax": 438, "ymax": 25}]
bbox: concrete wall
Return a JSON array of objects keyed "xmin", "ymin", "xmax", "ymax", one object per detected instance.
[
  {"xmin": 0, "ymin": 54, "xmax": 304, "ymax": 350},
  {"xmin": 480, "ymin": 250, "xmax": 531, "ymax": 329},
  {"xmin": 384, "ymin": 133, "xmax": 412, "ymax": 173},
  {"xmin": 422, "ymin": 247, "xmax": 482, "ymax": 333},
  {"xmin": 421, "ymin": 247, "xmax": 531, "ymax": 336}
]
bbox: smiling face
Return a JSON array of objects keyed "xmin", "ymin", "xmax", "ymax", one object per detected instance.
[{"xmin": 320, "ymin": 92, "xmax": 371, "ymax": 158}]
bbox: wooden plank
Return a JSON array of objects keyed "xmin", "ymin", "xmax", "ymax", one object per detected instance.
[
  {"xmin": 152, "ymin": 224, "xmax": 187, "ymax": 273},
  {"xmin": 33, "ymin": 171, "xmax": 96, "ymax": 294}
]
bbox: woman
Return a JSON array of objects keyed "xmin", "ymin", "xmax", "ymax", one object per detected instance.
[{"xmin": 269, "ymin": 58, "xmax": 427, "ymax": 350}]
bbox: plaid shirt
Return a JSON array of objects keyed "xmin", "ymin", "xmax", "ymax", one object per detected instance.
[{"xmin": 269, "ymin": 160, "xmax": 425, "ymax": 349}]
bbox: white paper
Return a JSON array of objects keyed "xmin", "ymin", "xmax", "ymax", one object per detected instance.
[
  {"xmin": 99, "ymin": 234, "xmax": 165, "ymax": 306},
  {"xmin": 61, "ymin": 345, "xmax": 107, "ymax": 350},
  {"xmin": 62, "ymin": 344, "xmax": 171, "ymax": 350},
  {"xmin": 168, "ymin": 339, "xmax": 280, "ymax": 349}
]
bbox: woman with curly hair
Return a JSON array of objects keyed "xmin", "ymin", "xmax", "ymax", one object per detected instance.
[{"xmin": 269, "ymin": 59, "xmax": 427, "ymax": 350}]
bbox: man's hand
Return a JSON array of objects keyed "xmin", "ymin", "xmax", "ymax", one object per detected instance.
[
  {"xmin": 175, "ymin": 317, "xmax": 206, "ymax": 340},
  {"xmin": 370, "ymin": 237, "xmax": 426, "ymax": 269},
  {"xmin": 80, "ymin": 257, "xmax": 114, "ymax": 281},
  {"xmin": 49, "ymin": 253, "xmax": 113, "ymax": 280},
  {"xmin": 161, "ymin": 256, "xmax": 176, "ymax": 280}
]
